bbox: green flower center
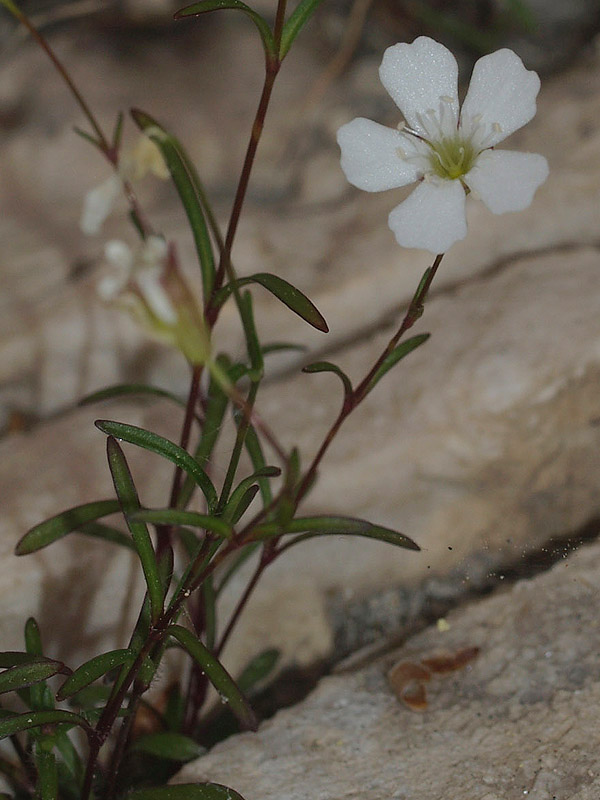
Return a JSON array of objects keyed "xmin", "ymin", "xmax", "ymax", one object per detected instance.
[{"xmin": 428, "ymin": 135, "xmax": 477, "ymax": 181}]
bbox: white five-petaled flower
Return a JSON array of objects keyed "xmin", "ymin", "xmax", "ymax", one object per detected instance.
[{"xmin": 337, "ymin": 37, "xmax": 549, "ymax": 254}]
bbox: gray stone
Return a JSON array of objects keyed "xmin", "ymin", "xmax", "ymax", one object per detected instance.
[{"xmin": 175, "ymin": 538, "xmax": 600, "ymax": 799}]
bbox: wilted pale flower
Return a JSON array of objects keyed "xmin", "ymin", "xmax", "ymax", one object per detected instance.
[
  {"xmin": 80, "ymin": 134, "xmax": 169, "ymax": 236},
  {"xmin": 337, "ymin": 37, "xmax": 549, "ymax": 254},
  {"xmin": 99, "ymin": 235, "xmax": 210, "ymax": 366}
]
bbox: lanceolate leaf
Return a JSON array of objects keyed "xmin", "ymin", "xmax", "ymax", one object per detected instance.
[
  {"xmin": 168, "ymin": 625, "xmax": 257, "ymax": 730},
  {"xmin": 126, "ymin": 784, "xmax": 246, "ymax": 800},
  {"xmin": 175, "ymin": 0, "xmax": 276, "ymax": 62},
  {"xmin": 34, "ymin": 750, "xmax": 57, "ymax": 800},
  {"xmin": 239, "ymin": 291, "xmax": 263, "ymax": 380},
  {"xmin": 251, "ymin": 515, "xmax": 420, "ymax": 551},
  {"xmin": 215, "ymin": 273, "xmax": 328, "ymax": 333},
  {"xmin": 0, "ymin": 661, "xmax": 70, "ymax": 695},
  {"xmin": 15, "ymin": 500, "xmax": 121, "ymax": 555},
  {"xmin": 279, "ymin": 0, "xmax": 326, "ymax": 59},
  {"xmin": 96, "ymin": 420, "xmax": 218, "ymax": 513},
  {"xmin": 0, "ymin": 711, "xmax": 92, "ymax": 740},
  {"xmin": 131, "ymin": 109, "xmax": 215, "ymax": 302},
  {"xmin": 223, "ymin": 467, "xmax": 281, "ymax": 522},
  {"xmin": 129, "ymin": 509, "xmax": 232, "ymax": 540},
  {"xmin": 237, "ymin": 648, "xmax": 279, "ymax": 693},
  {"xmin": 364, "ymin": 334, "xmax": 430, "ymax": 396},
  {"xmin": 76, "ymin": 522, "xmax": 135, "ymax": 551},
  {"xmin": 303, "ymin": 361, "xmax": 352, "ymax": 399},
  {"xmin": 56, "ymin": 649, "xmax": 132, "ymax": 701},
  {"xmin": 130, "ymin": 731, "xmax": 203, "ymax": 761},
  {"xmin": 106, "ymin": 437, "xmax": 164, "ymax": 623},
  {"xmin": 79, "ymin": 383, "xmax": 187, "ymax": 411}
]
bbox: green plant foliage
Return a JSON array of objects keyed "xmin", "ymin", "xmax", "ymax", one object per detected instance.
[
  {"xmin": 251, "ymin": 514, "xmax": 420, "ymax": 550},
  {"xmin": 15, "ymin": 500, "xmax": 121, "ymax": 555},
  {"xmin": 79, "ymin": 383, "xmax": 188, "ymax": 410},
  {"xmin": 279, "ymin": 0, "xmax": 326, "ymax": 58},
  {"xmin": 175, "ymin": 0, "xmax": 276, "ymax": 62},
  {"xmin": 106, "ymin": 437, "xmax": 165, "ymax": 623},
  {"xmin": 167, "ymin": 626, "xmax": 258, "ymax": 731},
  {"xmin": 215, "ymin": 273, "xmax": 329, "ymax": 333},
  {"xmin": 131, "ymin": 109, "xmax": 216, "ymax": 303},
  {"xmin": 130, "ymin": 732, "xmax": 204, "ymax": 762},
  {"xmin": 302, "ymin": 361, "xmax": 353, "ymax": 400},
  {"xmin": 236, "ymin": 648, "xmax": 280, "ymax": 693},
  {"xmin": 56, "ymin": 650, "xmax": 132, "ymax": 701},
  {"xmin": 0, "ymin": 660, "xmax": 70, "ymax": 696},
  {"xmin": 363, "ymin": 333, "xmax": 430, "ymax": 395},
  {"xmin": 130, "ymin": 509, "xmax": 233, "ymax": 539},
  {"xmin": 0, "ymin": 711, "xmax": 92, "ymax": 741}
]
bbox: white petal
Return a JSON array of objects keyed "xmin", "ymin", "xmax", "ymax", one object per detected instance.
[
  {"xmin": 460, "ymin": 49, "xmax": 540, "ymax": 148},
  {"xmin": 105, "ymin": 240, "xmax": 134, "ymax": 272},
  {"xmin": 80, "ymin": 174, "xmax": 122, "ymax": 235},
  {"xmin": 337, "ymin": 118, "xmax": 420, "ymax": 192},
  {"xmin": 136, "ymin": 268, "xmax": 178, "ymax": 325},
  {"xmin": 464, "ymin": 150, "xmax": 549, "ymax": 214},
  {"xmin": 388, "ymin": 179, "xmax": 467, "ymax": 254},
  {"xmin": 379, "ymin": 38, "xmax": 459, "ymax": 136}
]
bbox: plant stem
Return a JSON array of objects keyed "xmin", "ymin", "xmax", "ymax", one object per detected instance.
[{"xmin": 296, "ymin": 252, "xmax": 444, "ymax": 505}]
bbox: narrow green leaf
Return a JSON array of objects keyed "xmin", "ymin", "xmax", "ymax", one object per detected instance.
[
  {"xmin": 262, "ymin": 342, "xmax": 306, "ymax": 356},
  {"xmin": 79, "ymin": 383, "xmax": 187, "ymax": 411},
  {"xmin": 364, "ymin": 334, "xmax": 430, "ymax": 395},
  {"xmin": 243, "ymin": 425, "xmax": 272, "ymax": 506},
  {"xmin": 0, "ymin": 711, "xmax": 91, "ymax": 740},
  {"xmin": 131, "ymin": 109, "xmax": 215, "ymax": 302},
  {"xmin": 215, "ymin": 273, "xmax": 328, "ymax": 333},
  {"xmin": 239, "ymin": 291, "xmax": 263, "ymax": 380},
  {"xmin": 53, "ymin": 727, "xmax": 83, "ymax": 783},
  {"xmin": 73, "ymin": 125, "xmax": 103, "ymax": 153},
  {"xmin": 237, "ymin": 648, "xmax": 279, "ymax": 693},
  {"xmin": 175, "ymin": 0, "xmax": 276, "ymax": 61},
  {"xmin": 24, "ymin": 617, "xmax": 43, "ymax": 656},
  {"xmin": 126, "ymin": 784, "xmax": 246, "ymax": 800},
  {"xmin": 15, "ymin": 500, "xmax": 120, "ymax": 555},
  {"xmin": 0, "ymin": 661, "xmax": 69, "ymax": 695},
  {"xmin": 130, "ymin": 509, "xmax": 232, "ymax": 539},
  {"xmin": 251, "ymin": 515, "xmax": 420, "ymax": 550},
  {"xmin": 303, "ymin": 361, "xmax": 352, "ymax": 398},
  {"xmin": 107, "ymin": 437, "xmax": 164, "ymax": 623},
  {"xmin": 279, "ymin": 0, "xmax": 326, "ymax": 58},
  {"xmin": 131, "ymin": 732, "xmax": 203, "ymax": 761},
  {"xmin": 168, "ymin": 626, "xmax": 257, "ymax": 730},
  {"xmin": 0, "ymin": 651, "xmax": 43, "ymax": 668},
  {"xmin": 35, "ymin": 749, "xmax": 58, "ymax": 800},
  {"xmin": 76, "ymin": 521, "xmax": 135, "ymax": 551},
  {"xmin": 202, "ymin": 574, "xmax": 217, "ymax": 651},
  {"xmin": 227, "ymin": 484, "xmax": 259, "ymax": 524},
  {"xmin": 222, "ymin": 467, "xmax": 280, "ymax": 523},
  {"xmin": 56, "ymin": 649, "xmax": 131, "ymax": 701},
  {"xmin": 97, "ymin": 420, "xmax": 218, "ymax": 513}
]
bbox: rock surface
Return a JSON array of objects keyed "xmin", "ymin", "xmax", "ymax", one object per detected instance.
[
  {"xmin": 176, "ymin": 538, "xmax": 600, "ymax": 800},
  {"xmin": 1, "ymin": 12, "xmax": 600, "ymax": 686}
]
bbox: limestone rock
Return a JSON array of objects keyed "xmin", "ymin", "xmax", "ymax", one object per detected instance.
[{"xmin": 175, "ymin": 538, "xmax": 600, "ymax": 799}]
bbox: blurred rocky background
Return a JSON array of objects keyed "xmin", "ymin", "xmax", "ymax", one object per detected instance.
[{"xmin": 2, "ymin": 1, "xmax": 600, "ymax": 794}]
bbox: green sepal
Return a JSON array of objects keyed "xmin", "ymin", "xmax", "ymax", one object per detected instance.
[{"xmin": 15, "ymin": 500, "xmax": 121, "ymax": 555}]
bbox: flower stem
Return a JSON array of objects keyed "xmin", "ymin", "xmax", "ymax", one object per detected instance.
[{"xmin": 296, "ymin": 252, "xmax": 444, "ymax": 505}]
